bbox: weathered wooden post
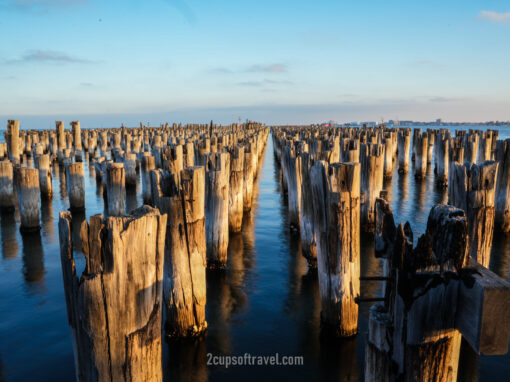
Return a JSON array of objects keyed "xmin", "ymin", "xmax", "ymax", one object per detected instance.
[
  {"xmin": 449, "ymin": 161, "xmax": 498, "ymax": 267},
  {"xmin": 397, "ymin": 129, "xmax": 411, "ymax": 174},
  {"xmin": 106, "ymin": 163, "xmax": 126, "ymax": 216},
  {"xmin": 142, "ymin": 154, "xmax": 156, "ymax": 204},
  {"xmin": 17, "ymin": 167, "xmax": 41, "ymax": 232},
  {"xmin": 435, "ymin": 134, "xmax": 449, "ymax": 186},
  {"xmin": 6, "ymin": 120, "xmax": 20, "ymax": 163},
  {"xmin": 464, "ymin": 133, "xmax": 479, "ymax": 165},
  {"xmin": 59, "ymin": 206, "xmax": 166, "ymax": 382},
  {"xmin": 56, "ymin": 121, "xmax": 66, "ymax": 162},
  {"xmin": 495, "ymin": 139, "xmax": 510, "ymax": 232},
  {"xmin": 0, "ymin": 161, "xmax": 15, "ymax": 211},
  {"xmin": 311, "ymin": 161, "xmax": 360, "ymax": 336},
  {"xmin": 283, "ymin": 145, "xmax": 302, "ymax": 230},
  {"xmin": 71, "ymin": 121, "xmax": 82, "ymax": 158},
  {"xmin": 382, "ymin": 135, "xmax": 394, "ymax": 179},
  {"xmin": 243, "ymin": 142, "xmax": 257, "ymax": 212},
  {"xmin": 368, "ymin": 201, "xmax": 510, "ymax": 381},
  {"xmin": 152, "ymin": 167, "xmax": 207, "ymax": 337},
  {"xmin": 228, "ymin": 145, "xmax": 245, "ymax": 233},
  {"xmin": 205, "ymin": 152, "xmax": 230, "ymax": 268},
  {"xmin": 360, "ymin": 143, "xmax": 384, "ymax": 230},
  {"xmin": 414, "ymin": 132, "xmax": 428, "ymax": 178},
  {"xmin": 66, "ymin": 162, "xmax": 85, "ymax": 211},
  {"xmin": 124, "ymin": 153, "xmax": 137, "ymax": 187},
  {"xmin": 299, "ymin": 151, "xmax": 317, "ymax": 266}
]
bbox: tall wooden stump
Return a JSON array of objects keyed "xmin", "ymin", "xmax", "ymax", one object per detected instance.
[
  {"xmin": 142, "ymin": 155, "xmax": 156, "ymax": 204},
  {"xmin": 228, "ymin": 146, "xmax": 244, "ymax": 233},
  {"xmin": 397, "ymin": 129, "xmax": 411, "ymax": 174},
  {"xmin": 205, "ymin": 153, "xmax": 231, "ymax": 268},
  {"xmin": 449, "ymin": 161, "xmax": 498, "ymax": 267},
  {"xmin": 414, "ymin": 132, "xmax": 428, "ymax": 178},
  {"xmin": 35, "ymin": 154, "xmax": 52, "ymax": 198},
  {"xmin": 311, "ymin": 161, "xmax": 360, "ymax": 336},
  {"xmin": 360, "ymin": 143, "xmax": 384, "ymax": 231},
  {"xmin": 66, "ymin": 162, "xmax": 85, "ymax": 211},
  {"xmin": 495, "ymin": 139, "xmax": 510, "ymax": 232},
  {"xmin": 243, "ymin": 143, "xmax": 256, "ymax": 212},
  {"xmin": 464, "ymin": 134, "xmax": 478, "ymax": 165},
  {"xmin": 71, "ymin": 120, "xmax": 82, "ymax": 153},
  {"xmin": 0, "ymin": 161, "xmax": 15, "ymax": 211},
  {"xmin": 152, "ymin": 167, "xmax": 207, "ymax": 337},
  {"xmin": 106, "ymin": 163, "xmax": 126, "ymax": 217},
  {"xmin": 124, "ymin": 153, "xmax": 137, "ymax": 187},
  {"xmin": 299, "ymin": 151, "xmax": 317, "ymax": 266},
  {"xmin": 17, "ymin": 167, "xmax": 41, "ymax": 232},
  {"xmin": 6, "ymin": 120, "xmax": 20, "ymax": 163},
  {"xmin": 435, "ymin": 135, "xmax": 449, "ymax": 186},
  {"xmin": 58, "ymin": 206, "xmax": 166, "ymax": 382},
  {"xmin": 283, "ymin": 146, "xmax": 302, "ymax": 229},
  {"xmin": 56, "ymin": 121, "xmax": 66, "ymax": 162},
  {"xmin": 383, "ymin": 135, "xmax": 394, "ymax": 179}
]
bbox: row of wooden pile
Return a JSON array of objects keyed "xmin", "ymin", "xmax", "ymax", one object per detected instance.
[
  {"xmin": 272, "ymin": 125, "xmax": 510, "ymax": 382},
  {"xmin": 1, "ymin": 119, "xmax": 268, "ymax": 382}
]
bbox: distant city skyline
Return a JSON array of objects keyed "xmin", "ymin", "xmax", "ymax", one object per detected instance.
[{"xmin": 1, "ymin": 0, "xmax": 509, "ymax": 128}]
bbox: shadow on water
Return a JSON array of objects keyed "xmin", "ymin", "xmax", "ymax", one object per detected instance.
[
  {"xmin": 21, "ymin": 230, "xmax": 45, "ymax": 295},
  {"xmin": 1, "ymin": 211, "xmax": 18, "ymax": 259}
]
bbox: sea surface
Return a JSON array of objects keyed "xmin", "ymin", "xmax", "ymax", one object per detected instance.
[{"xmin": 0, "ymin": 125, "xmax": 509, "ymax": 381}]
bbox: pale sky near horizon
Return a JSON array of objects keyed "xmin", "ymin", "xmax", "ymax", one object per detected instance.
[{"xmin": 0, "ymin": 0, "xmax": 509, "ymax": 128}]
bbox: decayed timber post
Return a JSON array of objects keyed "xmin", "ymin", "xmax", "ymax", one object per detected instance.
[
  {"xmin": 449, "ymin": 161, "xmax": 498, "ymax": 267},
  {"xmin": 434, "ymin": 134, "xmax": 449, "ymax": 186},
  {"xmin": 152, "ymin": 167, "xmax": 207, "ymax": 337},
  {"xmin": 17, "ymin": 167, "xmax": 41, "ymax": 232},
  {"xmin": 414, "ymin": 132, "xmax": 428, "ymax": 178},
  {"xmin": 106, "ymin": 163, "xmax": 126, "ymax": 216},
  {"xmin": 35, "ymin": 154, "xmax": 52, "ymax": 198},
  {"xmin": 6, "ymin": 120, "xmax": 20, "ymax": 163},
  {"xmin": 66, "ymin": 162, "xmax": 85, "ymax": 211},
  {"xmin": 368, "ymin": 200, "xmax": 510, "ymax": 381},
  {"xmin": 397, "ymin": 129, "xmax": 411, "ymax": 174},
  {"xmin": 228, "ymin": 145, "xmax": 244, "ymax": 233},
  {"xmin": 311, "ymin": 161, "xmax": 360, "ymax": 336},
  {"xmin": 0, "ymin": 161, "xmax": 15, "ymax": 211},
  {"xmin": 58, "ymin": 206, "xmax": 166, "ymax": 382},
  {"xmin": 142, "ymin": 154, "xmax": 156, "ymax": 204},
  {"xmin": 204, "ymin": 152, "xmax": 231, "ymax": 268},
  {"xmin": 360, "ymin": 143, "xmax": 384, "ymax": 231},
  {"xmin": 299, "ymin": 151, "xmax": 317, "ymax": 266},
  {"xmin": 495, "ymin": 139, "xmax": 510, "ymax": 232}
]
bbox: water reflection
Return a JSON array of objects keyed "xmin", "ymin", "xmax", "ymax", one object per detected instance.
[
  {"xmin": 318, "ymin": 336, "xmax": 359, "ymax": 382},
  {"xmin": 1, "ymin": 211, "xmax": 18, "ymax": 259},
  {"xmin": 21, "ymin": 231, "xmax": 45, "ymax": 295},
  {"xmin": 166, "ymin": 338, "xmax": 208, "ymax": 382},
  {"xmin": 40, "ymin": 198, "xmax": 55, "ymax": 242}
]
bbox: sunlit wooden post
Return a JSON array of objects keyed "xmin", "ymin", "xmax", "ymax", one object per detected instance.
[
  {"xmin": 106, "ymin": 163, "xmax": 126, "ymax": 217},
  {"xmin": 0, "ymin": 161, "xmax": 15, "ymax": 211},
  {"xmin": 449, "ymin": 161, "xmax": 498, "ymax": 267},
  {"xmin": 204, "ymin": 152, "xmax": 230, "ymax": 268},
  {"xmin": 17, "ymin": 167, "xmax": 41, "ymax": 232},
  {"xmin": 59, "ymin": 206, "xmax": 166, "ymax": 382},
  {"xmin": 311, "ymin": 161, "xmax": 360, "ymax": 337}
]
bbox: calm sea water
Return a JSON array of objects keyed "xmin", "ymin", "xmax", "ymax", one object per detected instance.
[{"xmin": 0, "ymin": 126, "xmax": 509, "ymax": 381}]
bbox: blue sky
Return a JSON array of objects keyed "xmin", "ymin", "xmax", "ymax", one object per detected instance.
[{"xmin": 0, "ymin": 0, "xmax": 509, "ymax": 127}]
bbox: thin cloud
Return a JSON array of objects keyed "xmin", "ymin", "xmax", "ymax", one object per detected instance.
[
  {"xmin": 247, "ymin": 64, "xmax": 287, "ymax": 73},
  {"xmin": 408, "ymin": 59, "xmax": 445, "ymax": 68},
  {"xmin": 237, "ymin": 79, "xmax": 293, "ymax": 87},
  {"xmin": 80, "ymin": 82, "xmax": 93, "ymax": 87},
  {"xmin": 5, "ymin": 50, "xmax": 95, "ymax": 64},
  {"xmin": 478, "ymin": 10, "xmax": 510, "ymax": 24}
]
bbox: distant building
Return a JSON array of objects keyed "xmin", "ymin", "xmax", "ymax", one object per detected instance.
[{"xmin": 436, "ymin": 118, "xmax": 442, "ymax": 125}]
